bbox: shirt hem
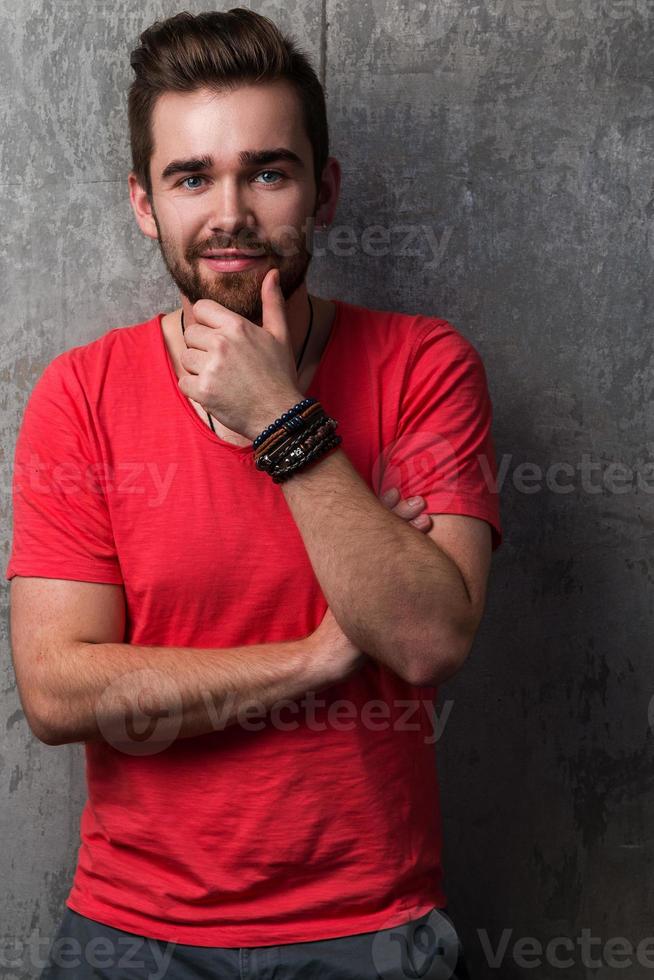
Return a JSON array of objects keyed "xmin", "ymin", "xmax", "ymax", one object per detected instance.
[
  {"xmin": 64, "ymin": 893, "xmax": 447, "ymax": 948},
  {"xmin": 420, "ymin": 492, "xmax": 503, "ymax": 550},
  {"xmin": 5, "ymin": 563, "xmax": 124, "ymax": 585}
]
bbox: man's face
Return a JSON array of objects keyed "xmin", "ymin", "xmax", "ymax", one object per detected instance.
[{"xmin": 144, "ymin": 81, "xmax": 320, "ymax": 323}]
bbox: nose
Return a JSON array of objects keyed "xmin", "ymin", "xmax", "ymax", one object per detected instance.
[{"xmin": 205, "ymin": 177, "xmax": 257, "ymax": 242}]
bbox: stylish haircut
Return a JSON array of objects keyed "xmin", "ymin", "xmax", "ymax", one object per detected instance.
[{"xmin": 128, "ymin": 8, "xmax": 329, "ymax": 202}]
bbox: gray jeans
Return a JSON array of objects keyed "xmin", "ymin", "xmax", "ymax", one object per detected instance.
[{"xmin": 39, "ymin": 904, "xmax": 471, "ymax": 979}]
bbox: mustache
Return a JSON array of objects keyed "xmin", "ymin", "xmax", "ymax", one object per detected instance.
[{"xmin": 189, "ymin": 239, "xmax": 279, "ymax": 258}]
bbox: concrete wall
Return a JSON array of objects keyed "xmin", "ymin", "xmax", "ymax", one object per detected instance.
[{"xmin": 1, "ymin": 1, "xmax": 652, "ymax": 977}]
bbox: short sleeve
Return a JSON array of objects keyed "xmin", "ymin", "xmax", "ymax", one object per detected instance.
[
  {"xmin": 5, "ymin": 354, "xmax": 124, "ymax": 584},
  {"xmin": 382, "ymin": 321, "xmax": 503, "ymax": 552}
]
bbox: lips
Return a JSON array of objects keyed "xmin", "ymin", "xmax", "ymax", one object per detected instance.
[{"xmin": 201, "ymin": 254, "xmax": 266, "ymax": 272}]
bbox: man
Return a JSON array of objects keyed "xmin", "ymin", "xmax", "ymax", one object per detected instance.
[{"xmin": 6, "ymin": 8, "xmax": 502, "ymax": 979}]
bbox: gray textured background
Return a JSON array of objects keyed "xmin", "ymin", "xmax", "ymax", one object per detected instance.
[{"xmin": 1, "ymin": 1, "xmax": 653, "ymax": 978}]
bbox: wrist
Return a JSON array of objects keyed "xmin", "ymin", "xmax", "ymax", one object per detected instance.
[
  {"xmin": 301, "ymin": 633, "xmax": 344, "ymax": 691},
  {"xmin": 245, "ymin": 388, "xmax": 305, "ymax": 443}
]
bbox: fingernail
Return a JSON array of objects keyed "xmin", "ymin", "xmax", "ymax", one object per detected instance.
[
  {"xmin": 382, "ymin": 487, "xmax": 399, "ymax": 503},
  {"xmin": 408, "ymin": 496, "xmax": 422, "ymax": 505}
]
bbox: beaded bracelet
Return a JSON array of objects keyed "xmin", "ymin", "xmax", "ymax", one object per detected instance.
[
  {"xmin": 252, "ymin": 397, "xmax": 318, "ymax": 450},
  {"xmin": 252, "ymin": 397, "xmax": 341, "ymax": 482},
  {"xmin": 253, "ymin": 401, "xmax": 326, "ymax": 461}
]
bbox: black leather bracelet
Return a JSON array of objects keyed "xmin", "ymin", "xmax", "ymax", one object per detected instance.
[
  {"xmin": 271, "ymin": 432, "xmax": 342, "ymax": 483},
  {"xmin": 255, "ymin": 413, "xmax": 330, "ymax": 474}
]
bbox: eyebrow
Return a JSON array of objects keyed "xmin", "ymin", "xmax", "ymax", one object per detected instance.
[{"xmin": 160, "ymin": 148, "xmax": 305, "ymax": 183}]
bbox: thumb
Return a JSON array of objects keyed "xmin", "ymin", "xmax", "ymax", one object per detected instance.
[{"xmin": 260, "ymin": 267, "xmax": 290, "ymax": 347}]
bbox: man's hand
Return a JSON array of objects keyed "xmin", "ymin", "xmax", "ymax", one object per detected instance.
[
  {"xmin": 379, "ymin": 486, "xmax": 433, "ymax": 531},
  {"xmin": 310, "ymin": 490, "xmax": 433, "ymax": 682},
  {"xmin": 178, "ymin": 268, "xmax": 302, "ymax": 440}
]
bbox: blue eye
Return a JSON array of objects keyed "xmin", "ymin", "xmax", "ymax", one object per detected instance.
[
  {"xmin": 180, "ymin": 175, "xmax": 205, "ymax": 190},
  {"xmin": 253, "ymin": 170, "xmax": 284, "ymax": 185}
]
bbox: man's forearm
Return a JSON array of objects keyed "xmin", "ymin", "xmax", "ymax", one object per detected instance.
[
  {"xmin": 34, "ymin": 635, "xmax": 339, "ymax": 747},
  {"xmin": 280, "ymin": 447, "xmax": 473, "ymax": 685}
]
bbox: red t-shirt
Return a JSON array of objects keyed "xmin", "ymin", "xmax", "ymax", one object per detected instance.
[{"xmin": 5, "ymin": 298, "xmax": 502, "ymax": 947}]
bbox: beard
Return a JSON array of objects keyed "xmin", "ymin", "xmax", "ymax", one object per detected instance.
[{"xmin": 151, "ymin": 207, "xmax": 317, "ymax": 325}]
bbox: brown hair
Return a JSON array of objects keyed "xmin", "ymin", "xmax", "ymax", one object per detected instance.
[{"xmin": 128, "ymin": 8, "xmax": 329, "ymax": 202}]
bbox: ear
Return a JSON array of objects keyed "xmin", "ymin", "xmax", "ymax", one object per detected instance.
[
  {"xmin": 128, "ymin": 172, "xmax": 159, "ymax": 241},
  {"xmin": 313, "ymin": 156, "xmax": 342, "ymax": 228}
]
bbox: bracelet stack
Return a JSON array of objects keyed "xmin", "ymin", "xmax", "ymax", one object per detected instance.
[{"xmin": 253, "ymin": 397, "xmax": 342, "ymax": 483}]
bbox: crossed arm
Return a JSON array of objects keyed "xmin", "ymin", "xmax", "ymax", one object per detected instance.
[{"xmin": 279, "ymin": 445, "xmax": 493, "ymax": 688}]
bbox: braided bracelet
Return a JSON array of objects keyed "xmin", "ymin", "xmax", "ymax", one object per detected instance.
[
  {"xmin": 266, "ymin": 419, "xmax": 340, "ymax": 481},
  {"xmin": 271, "ymin": 432, "xmax": 342, "ymax": 483}
]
